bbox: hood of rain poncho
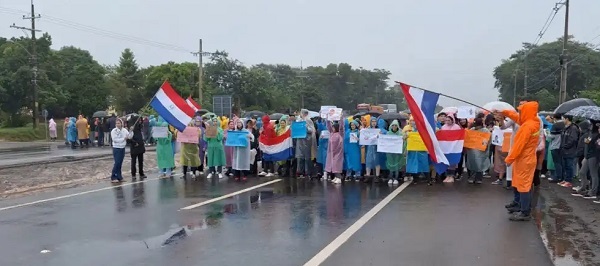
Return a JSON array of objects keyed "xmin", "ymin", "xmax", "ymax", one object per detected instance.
[
  {"xmin": 388, "ymin": 120, "xmax": 401, "ymax": 135},
  {"xmin": 349, "ymin": 120, "xmax": 360, "ymax": 131},
  {"xmin": 361, "ymin": 115, "xmax": 371, "ymax": 128},
  {"xmin": 69, "ymin": 117, "xmax": 76, "ymax": 124},
  {"xmin": 234, "ymin": 117, "xmax": 246, "ymax": 130},
  {"xmin": 369, "ymin": 117, "xmax": 378, "ymax": 128},
  {"xmin": 300, "ymin": 109, "xmax": 316, "ymax": 133},
  {"xmin": 275, "ymin": 115, "xmax": 290, "ymax": 135},
  {"xmin": 518, "ymin": 101, "xmax": 539, "ymax": 124},
  {"xmin": 157, "ymin": 116, "xmax": 169, "ymax": 127},
  {"xmin": 377, "ymin": 118, "xmax": 387, "ymax": 133}
]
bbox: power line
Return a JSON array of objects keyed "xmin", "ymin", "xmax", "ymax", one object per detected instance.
[{"xmin": 0, "ymin": 6, "xmax": 192, "ymax": 53}]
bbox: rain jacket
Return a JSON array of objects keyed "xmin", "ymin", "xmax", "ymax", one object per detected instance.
[
  {"xmin": 155, "ymin": 117, "xmax": 175, "ymax": 169},
  {"xmin": 180, "ymin": 123, "xmax": 201, "ymax": 168},
  {"xmin": 561, "ymin": 122, "xmax": 580, "ymax": 158},
  {"xmin": 205, "ymin": 118, "xmax": 226, "ymax": 167},
  {"xmin": 385, "ymin": 120, "xmax": 405, "ymax": 172},
  {"xmin": 67, "ymin": 117, "xmax": 78, "ymax": 143},
  {"xmin": 505, "ymin": 101, "xmax": 541, "ymax": 193},
  {"xmin": 344, "ymin": 120, "xmax": 362, "ymax": 173},
  {"xmin": 232, "ymin": 118, "xmax": 254, "ymax": 171},
  {"xmin": 316, "ymin": 120, "xmax": 329, "ymax": 168},
  {"xmin": 76, "ymin": 115, "xmax": 89, "ymax": 140},
  {"xmin": 128, "ymin": 122, "xmax": 146, "ymax": 155},
  {"xmin": 295, "ymin": 111, "xmax": 316, "ymax": 160},
  {"xmin": 576, "ymin": 120, "xmax": 590, "ymax": 158},
  {"xmin": 365, "ymin": 117, "xmax": 381, "ymax": 169},
  {"xmin": 325, "ymin": 120, "xmax": 344, "ymax": 173}
]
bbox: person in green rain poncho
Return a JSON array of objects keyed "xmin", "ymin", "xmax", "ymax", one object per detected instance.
[
  {"xmin": 384, "ymin": 119, "xmax": 406, "ymax": 185},
  {"xmin": 204, "ymin": 117, "xmax": 227, "ymax": 179},
  {"xmin": 155, "ymin": 116, "xmax": 175, "ymax": 177}
]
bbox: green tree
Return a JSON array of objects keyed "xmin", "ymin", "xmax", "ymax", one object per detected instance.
[
  {"xmin": 493, "ymin": 37, "xmax": 600, "ymax": 110},
  {"xmin": 111, "ymin": 48, "xmax": 145, "ymax": 113}
]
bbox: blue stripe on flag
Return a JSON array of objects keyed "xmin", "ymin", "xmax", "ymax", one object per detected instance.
[
  {"xmin": 434, "ymin": 152, "xmax": 462, "ymax": 174},
  {"xmin": 151, "ymin": 97, "xmax": 187, "ymax": 132},
  {"xmin": 262, "ymin": 147, "xmax": 293, "ymax": 162},
  {"xmin": 420, "ymin": 91, "xmax": 439, "ymax": 130}
]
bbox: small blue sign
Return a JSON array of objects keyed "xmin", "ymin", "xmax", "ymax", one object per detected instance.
[
  {"xmin": 225, "ymin": 130, "xmax": 248, "ymax": 147},
  {"xmin": 291, "ymin": 121, "xmax": 307, "ymax": 139}
]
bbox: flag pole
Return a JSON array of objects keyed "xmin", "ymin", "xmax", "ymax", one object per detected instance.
[
  {"xmin": 129, "ymin": 80, "xmax": 167, "ymax": 129},
  {"xmin": 396, "ymin": 81, "xmax": 492, "ymax": 112}
]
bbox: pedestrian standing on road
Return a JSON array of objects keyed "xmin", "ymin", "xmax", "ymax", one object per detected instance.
[
  {"xmin": 76, "ymin": 115, "xmax": 89, "ymax": 148},
  {"xmin": 205, "ymin": 117, "xmax": 227, "ymax": 179},
  {"xmin": 155, "ymin": 117, "xmax": 175, "ymax": 177},
  {"xmin": 572, "ymin": 120, "xmax": 600, "ymax": 201},
  {"xmin": 98, "ymin": 117, "xmax": 105, "ymax": 147},
  {"xmin": 63, "ymin": 117, "xmax": 70, "ymax": 145},
  {"xmin": 111, "ymin": 118, "xmax": 129, "ymax": 183},
  {"xmin": 295, "ymin": 109, "xmax": 315, "ymax": 179},
  {"xmin": 326, "ymin": 120, "xmax": 344, "ymax": 184},
  {"xmin": 128, "ymin": 120, "xmax": 146, "ymax": 181},
  {"xmin": 247, "ymin": 119, "xmax": 260, "ymax": 175},
  {"xmin": 232, "ymin": 118, "xmax": 254, "ymax": 181},
  {"xmin": 195, "ymin": 116, "xmax": 207, "ymax": 174},
  {"xmin": 180, "ymin": 122, "xmax": 202, "ymax": 179},
  {"xmin": 466, "ymin": 118, "xmax": 491, "ymax": 185},
  {"xmin": 48, "ymin": 118, "xmax": 57, "ymax": 141},
  {"xmin": 224, "ymin": 120, "xmax": 235, "ymax": 176},
  {"xmin": 503, "ymin": 101, "xmax": 541, "ymax": 221},
  {"xmin": 67, "ymin": 117, "xmax": 78, "ymax": 149}
]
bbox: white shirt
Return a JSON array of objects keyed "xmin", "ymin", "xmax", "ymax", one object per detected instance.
[{"xmin": 111, "ymin": 128, "xmax": 129, "ymax": 149}]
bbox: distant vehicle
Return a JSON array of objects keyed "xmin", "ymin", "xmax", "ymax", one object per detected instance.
[{"xmin": 379, "ymin": 104, "xmax": 397, "ymax": 113}]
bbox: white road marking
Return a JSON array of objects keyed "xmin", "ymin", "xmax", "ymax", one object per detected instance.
[
  {"xmin": 0, "ymin": 174, "xmax": 182, "ymax": 212},
  {"xmin": 180, "ymin": 179, "xmax": 283, "ymax": 210},
  {"xmin": 303, "ymin": 182, "xmax": 411, "ymax": 266}
]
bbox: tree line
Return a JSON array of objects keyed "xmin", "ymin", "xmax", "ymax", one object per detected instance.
[
  {"xmin": 0, "ymin": 33, "xmax": 406, "ymax": 127},
  {"xmin": 494, "ymin": 36, "xmax": 600, "ymax": 111}
]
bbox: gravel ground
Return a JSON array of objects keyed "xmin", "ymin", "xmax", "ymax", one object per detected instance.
[{"xmin": 0, "ymin": 152, "xmax": 159, "ymax": 199}]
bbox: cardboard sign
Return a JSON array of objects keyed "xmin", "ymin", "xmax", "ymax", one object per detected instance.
[
  {"xmin": 205, "ymin": 126, "xmax": 217, "ymax": 138},
  {"xmin": 377, "ymin": 135, "xmax": 404, "ymax": 154},
  {"xmin": 463, "ymin": 129, "xmax": 491, "ymax": 151},
  {"xmin": 177, "ymin": 127, "xmax": 200, "ymax": 144},
  {"xmin": 406, "ymin": 132, "xmax": 427, "ymax": 151}
]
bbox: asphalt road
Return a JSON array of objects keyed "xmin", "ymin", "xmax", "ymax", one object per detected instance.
[{"xmin": 0, "ymin": 171, "xmax": 564, "ymax": 266}]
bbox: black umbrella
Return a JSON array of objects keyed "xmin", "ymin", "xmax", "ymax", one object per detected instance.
[
  {"xmin": 92, "ymin": 111, "xmax": 108, "ymax": 118},
  {"xmin": 379, "ymin": 112, "xmax": 409, "ymax": 122},
  {"xmin": 243, "ymin": 110, "xmax": 265, "ymax": 119},
  {"xmin": 554, "ymin": 98, "xmax": 597, "ymax": 115},
  {"xmin": 196, "ymin": 109, "xmax": 209, "ymax": 116},
  {"xmin": 269, "ymin": 113, "xmax": 284, "ymax": 120},
  {"xmin": 366, "ymin": 111, "xmax": 382, "ymax": 117}
]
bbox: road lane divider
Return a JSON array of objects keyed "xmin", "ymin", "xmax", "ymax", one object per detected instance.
[
  {"xmin": 0, "ymin": 174, "xmax": 182, "ymax": 212},
  {"xmin": 303, "ymin": 181, "xmax": 411, "ymax": 266},
  {"xmin": 180, "ymin": 178, "xmax": 283, "ymax": 210}
]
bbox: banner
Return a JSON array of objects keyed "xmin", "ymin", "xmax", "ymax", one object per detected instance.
[
  {"xmin": 463, "ymin": 129, "xmax": 491, "ymax": 151},
  {"xmin": 377, "ymin": 135, "xmax": 404, "ymax": 154},
  {"xmin": 359, "ymin": 128, "xmax": 379, "ymax": 145},
  {"xmin": 152, "ymin": 127, "xmax": 168, "ymax": 138},
  {"xmin": 177, "ymin": 127, "xmax": 200, "ymax": 144},
  {"xmin": 406, "ymin": 132, "xmax": 427, "ymax": 151},
  {"xmin": 225, "ymin": 130, "xmax": 248, "ymax": 147},
  {"xmin": 291, "ymin": 121, "xmax": 307, "ymax": 139},
  {"xmin": 502, "ymin": 131, "xmax": 512, "ymax": 153}
]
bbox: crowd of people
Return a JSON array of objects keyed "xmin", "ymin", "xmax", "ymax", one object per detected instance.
[{"xmin": 99, "ymin": 99, "xmax": 599, "ymax": 222}]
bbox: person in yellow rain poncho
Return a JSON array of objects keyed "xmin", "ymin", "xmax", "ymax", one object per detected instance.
[
  {"xmin": 502, "ymin": 101, "xmax": 540, "ymax": 221},
  {"xmin": 403, "ymin": 116, "xmax": 430, "ymax": 184},
  {"xmin": 180, "ymin": 122, "xmax": 202, "ymax": 179}
]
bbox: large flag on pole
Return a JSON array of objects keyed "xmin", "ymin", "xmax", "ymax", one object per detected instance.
[
  {"xmin": 150, "ymin": 81, "xmax": 196, "ymax": 132},
  {"xmin": 400, "ymin": 82, "xmax": 455, "ymax": 174},
  {"xmin": 186, "ymin": 96, "xmax": 201, "ymax": 111}
]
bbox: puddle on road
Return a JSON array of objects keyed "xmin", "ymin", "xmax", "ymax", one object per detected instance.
[{"xmin": 535, "ymin": 190, "xmax": 600, "ymax": 266}]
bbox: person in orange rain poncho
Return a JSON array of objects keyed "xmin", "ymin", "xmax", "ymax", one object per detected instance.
[{"xmin": 501, "ymin": 101, "xmax": 540, "ymax": 221}]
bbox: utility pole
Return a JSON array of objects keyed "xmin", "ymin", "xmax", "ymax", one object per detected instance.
[
  {"xmin": 513, "ymin": 71, "xmax": 518, "ymax": 107},
  {"xmin": 191, "ymin": 39, "xmax": 213, "ymax": 105},
  {"xmin": 10, "ymin": 0, "xmax": 41, "ymax": 129},
  {"xmin": 559, "ymin": 0, "xmax": 570, "ymax": 104}
]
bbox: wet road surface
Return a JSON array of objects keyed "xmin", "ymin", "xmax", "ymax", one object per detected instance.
[{"xmin": 0, "ymin": 174, "xmax": 557, "ymax": 266}]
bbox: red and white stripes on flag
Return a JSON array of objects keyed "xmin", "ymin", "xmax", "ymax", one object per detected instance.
[{"xmin": 186, "ymin": 96, "xmax": 201, "ymax": 111}]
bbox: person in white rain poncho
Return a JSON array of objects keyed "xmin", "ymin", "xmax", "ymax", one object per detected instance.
[{"xmin": 232, "ymin": 118, "xmax": 255, "ymax": 181}]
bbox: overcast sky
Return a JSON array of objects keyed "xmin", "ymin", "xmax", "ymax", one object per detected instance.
[{"xmin": 1, "ymin": 0, "xmax": 599, "ymax": 107}]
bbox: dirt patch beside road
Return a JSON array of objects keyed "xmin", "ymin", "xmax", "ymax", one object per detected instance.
[{"xmin": 0, "ymin": 152, "xmax": 158, "ymax": 199}]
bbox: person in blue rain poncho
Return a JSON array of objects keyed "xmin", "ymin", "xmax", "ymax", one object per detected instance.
[
  {"xmin": 403, "ymin": 116, "xmax": 431, "ymax": 184},
  {"xmin": 344, "ymin": 119, "xmax": 362, "ymax": 181},
  {"xmin": 377, "ymin": 118, "xmax": 388, "ymax": 173},
  {"xmin": 364, "ymin": 117, "xmax": 384, "ymax": 183},
  {"xmin": 67, "ymin": 117, "xmax": 78, "ymax": 149},
  {"xmin": 316, "ymin": 118, "xmax": 329, "ymax": 179}
]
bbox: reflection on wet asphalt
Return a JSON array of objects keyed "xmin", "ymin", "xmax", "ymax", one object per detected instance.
[
  {"xmin": 536, "ymin": 180, "xmax": 600, "ymax": 266},
  {"xmin": 0, "ymin": 176, "xmax": 393, "ymax": 266}
]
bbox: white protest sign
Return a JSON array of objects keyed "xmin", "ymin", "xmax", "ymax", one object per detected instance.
[
  {"xmin": 152, "ymin": 127, "xmax": 168, "ymax": 138},
  {"xmin": 327, "ymin": 108, "xmax": 343, "ymax": 121},
  {"xmin": 491, "ymin": 126, "xmax": 504, "ymax": 146},
  {"xmin": 457, "ymin": 106, "xmax": 476, "ymax": 119},
  {"xmin": 320, "ymin": 106, "xmax": 336, "ymax": 118},
  {"xmin": 349, "ymin": 132, "xmax": 358, "ymax": 143},
  {"xmin": 377, "ymin": 134, "xmax": 404, "ymax": 154},
  {"xmin": 320, "ymin": 130, "xmax": 330, "ymax": 139},
  {"xmin": 359, "ymin": 128, "xmax": 379, "ymax": 145}
]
